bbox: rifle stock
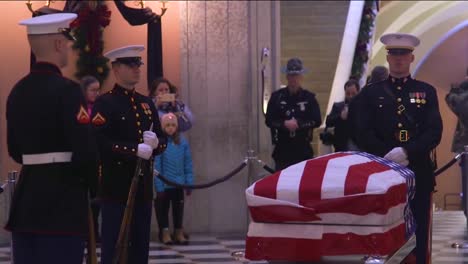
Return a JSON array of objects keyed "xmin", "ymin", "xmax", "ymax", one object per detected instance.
[
  {"xmin": 113, "ymin": 124, "xmax": 154, "ymax": 264},
  {"xmin": 112, "ymin": 158, "xmax": 143, "ymax": 264},
  {"xmin": 87, "ymin": 204, "xmax": 98, "ymax": 264}
]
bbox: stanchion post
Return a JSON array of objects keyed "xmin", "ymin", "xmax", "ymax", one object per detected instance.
[
  {"xmin": 7, "ymin": 171, "xmax": 17, "ymax": 264},
  {"xmin": 452, "ymin": 146, "xmax": 468, "ymax": 249},
  {"xmin": 464, "ymin": 146, "xmax": 468, "ymax": 221},
  {"xmin": 245, "ymin": 150, "xmax": 256, "ymax": 233}
]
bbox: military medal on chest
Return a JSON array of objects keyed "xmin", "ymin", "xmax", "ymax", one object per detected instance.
[
  {"xmin": 410, "ymin": 92, "xmax": 426, "ymax": 105},
  {"xmin": 141, "ymin": 103, "xmax": 152, "ymax": 115},
  {"xmin": 420, "ymin": 92, "xmax": 426, "ymax": 104}
]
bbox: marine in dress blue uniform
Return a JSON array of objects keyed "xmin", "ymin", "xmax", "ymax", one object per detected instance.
[
  {"xmin": 352, "ymin": 33, "xmax": 442, "ymax": 264},
  {"xmin": 6, "ymin": 13, "xmax": 98, "ymax": 264},
  {"xmin": 92, "ymin": 45, "xmax": 167, "ymax": 264},
  {"xmin": 265, "ymin": 58, "xmax": 322, "ymax": 170}
]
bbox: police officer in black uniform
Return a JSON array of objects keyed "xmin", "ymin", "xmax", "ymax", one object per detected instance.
[
  {"xmin": 6, "ymin": 13, "xmax": 98, "ymax": 264},
  {"xmin": 266, "ymin": 58, "xmax": 322, "ymax": 171},
  {"xmin": 352, "ymin": 33, "xmax": 442, "ymax": 264},
  {"xmin": 92, "ymin": 45, "xmax": 167, "ymax": 264}
]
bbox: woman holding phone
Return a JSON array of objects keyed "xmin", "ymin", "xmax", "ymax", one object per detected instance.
[{"xmin": 148, "ymin": 78, "xmax": 194, "ymax": 132}]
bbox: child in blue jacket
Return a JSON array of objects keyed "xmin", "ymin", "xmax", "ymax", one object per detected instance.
[{"xmin": 154, "ymin": 113, "xmax": 193, "ymax": 245}]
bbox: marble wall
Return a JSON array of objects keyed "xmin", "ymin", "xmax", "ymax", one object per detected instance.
[{"xmin": 177, "ymin": 1, "xmax": 280, "ymax": 234}]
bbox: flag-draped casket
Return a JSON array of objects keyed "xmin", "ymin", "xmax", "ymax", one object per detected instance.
[{"xmin": 245, "ymin": 152, "xmax": 415, "ymax": 261}]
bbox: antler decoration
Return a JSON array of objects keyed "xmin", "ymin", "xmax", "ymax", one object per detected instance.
[
  {"xmin": 25, "ymin": 1, "xmax": 37, "ymax": 15},
  {"xmin": 45, "ymin": 0, "xmax": 54, "ymax": 7},
  {"xmin": 26, "ymin": 0, "xmax": 56, "ymax": 15},
  {"xmin": 135, "ymin": 0, "xmax": 167, "ymax": 18}
]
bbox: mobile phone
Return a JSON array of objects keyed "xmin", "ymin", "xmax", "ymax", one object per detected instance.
[{"xmin": 160, "ymin": 93, "xmax": 175, "ymax": 102}]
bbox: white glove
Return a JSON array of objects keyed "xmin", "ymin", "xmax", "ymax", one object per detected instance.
[
  {"xmin": 399, "ymin": 159, "xmax": 409, "ymax": 167},
  {"xmin": 384, "ymin": 147, "xmax": 408, "ymax": 163},
  {"xmin": 137, "ymin": 143, "xmax": 153, "ymax": 160},
  {"xmin": 143, "ymin": 131, "xmax": 159, "ymax": 149}
]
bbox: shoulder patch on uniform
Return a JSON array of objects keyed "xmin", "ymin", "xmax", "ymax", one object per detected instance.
[
  {"xmin": 76, "ymin": 105, "xmax": 90, "ymax": 124},
  {"xmin": 92, "ymin": 112, "xmax": 106, "ymax": 126}
]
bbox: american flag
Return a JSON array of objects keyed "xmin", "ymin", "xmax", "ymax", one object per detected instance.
[{"xmin": 245, "ymin": 152, "xmax": 415, "ymax": 261}]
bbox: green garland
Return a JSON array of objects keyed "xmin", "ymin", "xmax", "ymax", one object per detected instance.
[
  {"xmin": 71, "ymin": 1, "xmax": 111, "ymax": 84},
  {"xmin": 350, "ymin": 0, "xmax": 377, "ymax": 81}
]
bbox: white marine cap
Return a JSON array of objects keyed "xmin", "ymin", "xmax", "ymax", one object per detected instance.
[
  {"xmin": 104, "ymin": 45, "xmax": 145, "ymax": 63},
  {"xmin": 19, "ymin": 13, "xmax": 77, "ymax": 38},
  {"xmin": 380, "ymin": 33, "xmax": 420, "ymax": 55}
]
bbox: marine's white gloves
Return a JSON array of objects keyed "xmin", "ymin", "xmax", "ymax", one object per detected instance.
[
  {"xmin": 399, "ymin": 159, "xmax": 409, "ymax": 167},
  {"xmin": 384, "ymin": 147, "xmax": 408, "ymax": 166},
  {"xmin": 143, "ymin": 131, "xmax": 159, "ymax": 149},
  {"xmin": 137, "ymin": 143, "xmax": 153, "ymax": 160}
]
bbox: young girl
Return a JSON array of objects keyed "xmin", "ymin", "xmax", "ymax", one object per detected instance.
[
  {"xmin": 80, "ymin": 75, "xmax": 100, "ymax": 116},
  {"xmin": 154, "ymin": 113, "xmax": 194, "ymax": 245}
]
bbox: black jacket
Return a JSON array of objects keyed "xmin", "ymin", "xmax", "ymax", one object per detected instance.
[
  {"xmin": 5, "ymin": 62, "xmax": 98, "ymax": 235},
  {"xmin": 92, "ymin": 84, "xmax": 167, "ymax": 203},
  {"xmin": 352, "ymin": 77, "xmax": 442, "ymax": 191},
  {"xmin": 325, "ymin": 101, "xmax": 350, "ymax": 151}
]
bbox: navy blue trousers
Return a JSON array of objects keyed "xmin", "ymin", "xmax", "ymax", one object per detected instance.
[
  {"xmin": 12, "ymin": 232, "xmax": 85, "ymax": 264},
  {"xmin": 410, "ymin": 189, "xmax": 432, "ymax": 264},
  {"xmin": 100, "ymin": 202, "xmax": 152, "ymax": 264}
]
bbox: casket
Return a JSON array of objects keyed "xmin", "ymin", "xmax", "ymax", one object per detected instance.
[{"xmin": 245, "ymin": 152, "xmax": 415, "ymax": 261}]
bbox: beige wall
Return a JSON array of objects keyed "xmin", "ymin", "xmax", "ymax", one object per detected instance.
[
  {"xmin": 0, "ymin": 1, "xmax": 181, "ymax": 229},
  {"xmin": 415, "ymin": 27, "xmax": 468, "ymax": 209},
  {"xmin": 0, "ymin": 2, "xmax": 32, "ymax": 181}
]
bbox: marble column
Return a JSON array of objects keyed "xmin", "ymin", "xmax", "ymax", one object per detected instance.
[{"xmin": 177, "ymin": 1, "xmax": 280, "ymax": 233}]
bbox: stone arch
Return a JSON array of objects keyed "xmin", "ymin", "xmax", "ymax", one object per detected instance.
[{"xmin": 370, "ymin": 1, "xmax": 468, "ymax": 74}]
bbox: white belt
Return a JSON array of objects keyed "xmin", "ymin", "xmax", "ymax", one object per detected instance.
[{"xmin": 22, "ymin": 152, "xmax": 72, "ymax": 165}]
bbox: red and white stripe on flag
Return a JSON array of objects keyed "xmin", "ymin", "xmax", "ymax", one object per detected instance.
[
  {"xmin": 245, "ymin": 220, "xmax": 407, "ymax": 261},
  {"xmin": 246, "ymin": 152, "xmax": 409, "ymax": 225},
  {"xmin": 245, "ymin": 152, "xmax": 415, "ymax": 261}
]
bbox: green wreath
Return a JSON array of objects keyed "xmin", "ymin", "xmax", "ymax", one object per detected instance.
[
  {"xmin": 71, "ymin": 1, "xmax": 111, "ymax": 84},
  {"xmin": 350, "ymin": 0, "xmax": 377, "ymax": 82}
]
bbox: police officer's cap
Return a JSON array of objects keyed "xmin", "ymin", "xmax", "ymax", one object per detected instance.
[
  {"xmin": 380, "ymin": 33, "xmax": 420, "ymax": 55},
  {"xmin": 19, "ymin": 13, "xmax": 77, "ymax": 41},
  {"xmin": 104, "ymin": 45, "xmax": 145, "ymax": 67},
  {"xmin": 281, "ymin": 57, "xmax": 308, "ymax": 75}
]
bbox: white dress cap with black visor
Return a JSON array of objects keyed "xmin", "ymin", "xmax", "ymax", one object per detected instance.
[
  {"xmin": 19, "ymin": 13, "xmax": 77, "ymax": 41},
  {"xmin": 380, "ymin": 33, "xmax": 420, "ymax": 55},
  {"xmin": 104, "ymin": 45, "xmax": 145, "ymax": 67}
]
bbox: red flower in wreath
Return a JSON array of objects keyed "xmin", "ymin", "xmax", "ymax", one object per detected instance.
[{"xmin": 71, "ymin": 3, "xmax": 111, "ymax": 55}]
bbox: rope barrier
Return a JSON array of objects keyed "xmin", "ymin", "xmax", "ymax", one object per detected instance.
[
  {"xmin": 254, "ymin": 158, "xmax": 275, "ymax": 174},
  {"xmin": 154, "ymin": 150, "xmax": 277, "ymax": 190},
  {"xmin": 155, "ymin": 159, "xmax": 248, "ymax": 189},
  {"xmin": 434, "ymin": 151, "xmax": 466, "ymax": 177}
]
